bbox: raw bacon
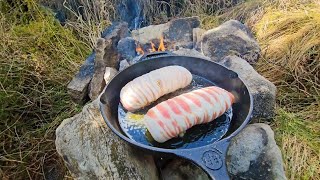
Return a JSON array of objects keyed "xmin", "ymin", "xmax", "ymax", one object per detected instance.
[
  {"xmin": 144, "ymin": 86, "xmax": 235, "ymax": 143},
  {"xmin": 120, "ymin": 66, "xmax": 192, "ymax": 111}
]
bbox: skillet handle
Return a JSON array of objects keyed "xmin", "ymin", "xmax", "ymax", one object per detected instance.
[
  {"xmin": 174, "ymin": 139, "xmax": 231, "ymax": 180},
  {"xmin": 140, "ymin": 51, "xmax": 174, "ymax": 60}
]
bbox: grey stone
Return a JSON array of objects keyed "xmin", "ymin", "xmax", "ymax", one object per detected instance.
[
  {"xmin": 193, "ymin": 28, "xmax": 206, "ymax": 50},
  {"xmin": 201, "ymin": 20, "xmax": 260, "ymax": 64},
  {"xmin": 173, "ymin": 48, "xmax": 210, "ymax": 60},
  {"xmin": 102, "ymin": 22, "xmax": 128, "ymax": 68},
  {"xmin": 67, "ymin": 53, "xmax": 95, "ymax": 104},
  {"xmin": 184, "ymin": 16, "xmax": 201, "ymax": 29},
  {"xmin": 119, "ymin": 59, "xmax": 130, "ymax": 71},
  {"xmin": 220, "ymin": 55, "xmax": 276, "ymax": 120},
  {"xmin": 101, "ymin": 22, "xmax": 129, "ymax": 48},
  {"xmin": 129, "ymin": 55, "xmax": 143, "ymax": 65},
  {"xmin": 163, "ymin": 18, "xmax": 193, "ymax": 49},
  {"xmin": 88, "ymin": 38, "xmax": 110, "ymax": 100},
  {"xmin": 88, "ymin": 22, "xmax": 128, "ymax": 100},
  {"xmin": 55, "ymin": 99, "xmax": 158, "ymax": 180},
  {"xmin": 162, "ymin": 159, "xmax": 209, "ymax": 180},
  {"xmin": 227, "ymin": 123, "xmax": 286, "ymax": 180},
  {"xmin": 104, "ymin": 67, "xmax": 117, "ymax": 84},
  {"xmin": 117, "ymin": 37, "xmax": 137, "ymax": 60},
  {"xmin": 162, "ymin": 124, "xmax": 286, "ymax": 180},
  {"xmin": 132, "ymin": 16, "xmax": 200, "ymax": 50}
]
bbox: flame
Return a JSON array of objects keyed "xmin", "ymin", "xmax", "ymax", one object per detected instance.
[
  {"xmin": 136, "ymin": 36, "xmax": 166, "ymax": 54},
  {"xmin": 150, "ymin": 41, "xmax": 157, "ymax": 52},
  {"xmin": 158, "ymin": 36, "xmax": 166, "ymax": 51},
  {"xmin": 136, "ymin": 44, "xmax": 144, "ymax": 55}
]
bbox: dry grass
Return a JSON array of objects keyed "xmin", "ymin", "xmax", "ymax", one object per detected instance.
[
  {"xmin": 0, "ymin": 0, "xmax": 89, "ymax": 179},
  {"xmin": 275, "ymin": 109, "xmax": 320, "ymax": 179},
  {"xmin": 62, "ymin": 0, "xmax": 115, "ymax": 49},
  {"xmin": 195, "ymin": 0, "xmax": 320, "ymax": 179}
]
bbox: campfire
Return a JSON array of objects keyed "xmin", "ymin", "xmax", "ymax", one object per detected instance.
[{"xmin": 136, "ymin": 36, "xmax": 166, "ymax": 55}]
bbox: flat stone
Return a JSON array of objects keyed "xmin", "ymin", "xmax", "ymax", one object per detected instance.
[
  {"xmin": 220, "ymin": 55, "xmax": 276, "ymax": 120},
  {"xmin": 117, "ymin": 37, "xmax": 137, "ymax": 60},
  {"xmin": 173, "ymin": 48, "xmax": 210, "ymax": 60},
  {"xmin": 129, "ymin": 55, "xmax": 143, "ymax": 65},
  {"xmin": 67, "ymin": 63, "xmax": 94, "ymax": 104},
  {"xmin": 55, "ymin": 99, "xmax": 159, "ymax": 179},
  {"xmin": 161, "ymin": 124, "xmax": 286, "ymax": 180},
  {"xmin": 104, "ymin": 67, "xmax": 117, "ymax": 84},
  {"xmin": 119, "ymin": 59, "xmax": 130, "ymax": 71},
  {"xmin": 201, "ymin": 20, "xmax": 260, "ymax": 64}
]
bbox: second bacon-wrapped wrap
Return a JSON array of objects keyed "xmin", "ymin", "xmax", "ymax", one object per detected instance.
[{"xmin": 144, "ymin": 86, "xmax": 235, "ymax": 143}]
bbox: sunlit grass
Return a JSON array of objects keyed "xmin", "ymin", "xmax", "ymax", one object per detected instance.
[{"xmin": 0, "ymin": 1, "xmax": 89, "ymax": 179}]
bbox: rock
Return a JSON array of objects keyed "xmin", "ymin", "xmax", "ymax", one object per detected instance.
[
  {"xmin": 184, "ymin": 16, "xmax": 201, "ymax": 29},
  {"xmin": 227, "ymin": 123, "xmax": 286, "ymax": 179},
  {"xmin": 117, "ymin": 37, "xmax": 137, "ymax": 60},
  {"xmin": 173, "ymin": 48, "xmax": 210, "ymax": 60},
  {"xmin": 220, "ymin": 55, "xmax": 276, "ymax": 120},
  {"xmin": 104, "ymin": 67, "xmax": 117, "ymax": 84},
  {"xmin": 88, "ymin": 22, "xmax": 128, "ymax": 100},
  {"xmin": 161, "ymin": 124, "xmax": 286, "ymax": 180},
  {"xmin": 55, "ymin": 99, "xmax": 158, "ymax": 180},
  {"xmin": 101, "ymin": 22, "xmax": 129, "ymax": 45},
  {"xmin": 162, "ymin": 159, "xmax": 209, "ymax": 180},
  {"xmin": 132, "ymin": 16, "xmax": 200, "ymax": 50},
  {"xmin": 102, "ymin": 22, "xmax": 128, "ymax": 68},
  {"xmin": 201, "ymin": 20, "xmax": 260, "ymax": 64},
  {"xmin": 119, "ymin": 59, "xmax": 130, "ymax": 71},
  {"xmin": 193, "ymin": 28, "xmax": 206, "ymax": 50},
  {"xmin": 129, "ymin": 55, "xmax": 143, "ymax": 65},
  {"xmin": 67, "ymin": 53, "xmax": 95, "ymax": 104},
  {"xmin": 163, "ymin": 18, "xmax": 193, "ymax": 49},
  {"xmin": 88, "ymin": 38, "xmax": 110, "ymax": 100}
]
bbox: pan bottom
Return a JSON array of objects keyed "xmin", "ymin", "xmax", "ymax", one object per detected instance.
[{"xmin": 118, "ymin": 75, "xmax": 232, "ymax": 149}]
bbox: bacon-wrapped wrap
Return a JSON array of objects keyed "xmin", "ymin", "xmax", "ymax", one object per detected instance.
[
  {"xmin": 120, "ymin": 66, "xmax": 192, "ymax": 111},
  {"xmin": 144, "ymin": 86, "xmax": 235, "ymax": 143}
]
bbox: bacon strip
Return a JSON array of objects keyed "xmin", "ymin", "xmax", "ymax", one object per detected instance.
[
  {"xmin": 144, "ymin": 86, "xmax": 235, "ymax": 143},
  {"xmin": 120, "ymin": 66, "xmax": 192, "ymax": 111}
]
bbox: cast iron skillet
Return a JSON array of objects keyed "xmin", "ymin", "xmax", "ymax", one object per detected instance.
[{"xmin": 100, "ymin": 52, "xmax": 253, "ymax": 179}]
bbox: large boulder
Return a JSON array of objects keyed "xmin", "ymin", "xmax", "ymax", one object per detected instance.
[
  {"xmin": 227, "ymin": 123, "xmax": 286, "ymax": 179},
  {"xmin": 161, "ymin": 124, "xmax": 286, "ymax": 180},
  {"xmin": 55, "ymin": 99, "xmax": 158, "ymax": 179},
  {"xmin": 221, "ymin": 55, "xmax": 276, "ymax": 120},
  {"xmin": 201, "ymin": 20, "xmax": 260, "ymax": 64}
]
